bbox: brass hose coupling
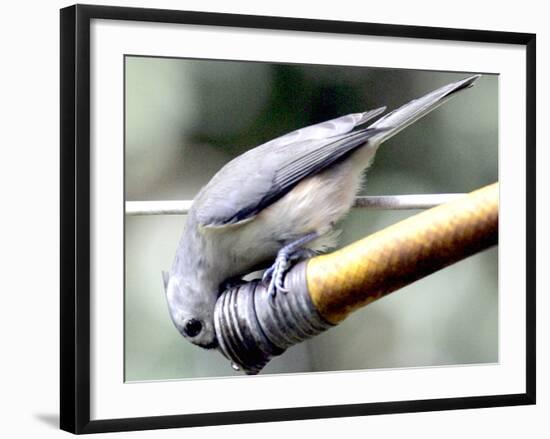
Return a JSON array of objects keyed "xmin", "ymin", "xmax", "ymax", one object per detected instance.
[{"xmin": 214, "ymin": 183, "xmax": 499, "ymax": 374}]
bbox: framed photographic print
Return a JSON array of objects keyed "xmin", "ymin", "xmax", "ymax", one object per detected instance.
[{"xmin": 60, "ymin": 4, "xmax": 536, "ymax": 434}]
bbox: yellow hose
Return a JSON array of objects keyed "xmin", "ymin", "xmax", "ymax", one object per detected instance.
[{"xmin": 306, "ymin": 183, "xmax": 499, "ymax": 324}]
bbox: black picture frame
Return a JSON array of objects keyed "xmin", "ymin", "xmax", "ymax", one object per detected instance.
[{"xmin": 60, "ymin": 4, "xmax": 536, "ymax": 434}]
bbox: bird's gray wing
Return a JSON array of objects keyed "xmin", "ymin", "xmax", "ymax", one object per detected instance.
[
  {"xmin": 259, "ymin": 107, "xmax": 386, "ymax": 149},
  {"xmin": 193, "ymin": 109, "xmax": 387, "ymax": 228}
]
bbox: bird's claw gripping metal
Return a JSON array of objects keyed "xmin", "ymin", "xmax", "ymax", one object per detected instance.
[
  {"xmin": 262, "ymin": 252, "xmax": 292, "ymax": 297},
  {"xmin": 262, "ymin": 232, "xmax": 319, "ymax": 298}
]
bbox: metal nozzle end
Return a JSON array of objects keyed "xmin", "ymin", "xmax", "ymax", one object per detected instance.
[{"xmin": 214, "ymin": 262, "xmax": 333, "ymax": 375}]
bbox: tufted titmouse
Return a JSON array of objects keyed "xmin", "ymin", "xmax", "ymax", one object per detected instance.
[{"xmin": 163, "ymin": 75, "xmax": 481, "ymax": 349}]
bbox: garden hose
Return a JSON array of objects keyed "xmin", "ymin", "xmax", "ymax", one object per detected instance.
[{"xmin": 214, "ymin": 182, "xmax": 499, "ymax": 374}]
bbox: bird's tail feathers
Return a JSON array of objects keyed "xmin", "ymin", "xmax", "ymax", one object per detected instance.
[
  {"xmin": 355, "ymin": 106, "xmax": 387, "ymax": 126},
  {"xmin": 366, "ymin": 74, "xmax": 481, "ymax": 145}
]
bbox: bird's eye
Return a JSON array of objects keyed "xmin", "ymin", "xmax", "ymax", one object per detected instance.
[{"xmin": 183, "ymin": 319, "xmax": 203, "ymax": 337}]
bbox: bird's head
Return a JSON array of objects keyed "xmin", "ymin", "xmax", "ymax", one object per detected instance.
[{"xmin": 162, "ymin": 271, "xmax": 218, "ymax": 349}]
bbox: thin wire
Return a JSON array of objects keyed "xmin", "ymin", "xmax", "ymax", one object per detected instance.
[{"xmin": 125, "ymin": 193, "xmax": 466, "ymax": 216}]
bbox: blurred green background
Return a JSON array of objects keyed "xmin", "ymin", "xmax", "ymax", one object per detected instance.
[{"xmin": 124, "ymin": 56, "xmax": 498, "ymax": 381}]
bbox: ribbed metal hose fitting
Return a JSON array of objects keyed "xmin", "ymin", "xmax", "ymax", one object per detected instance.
[{"xmin": 214, "ymin": 262, "xmax": 332, "ymax": 374}]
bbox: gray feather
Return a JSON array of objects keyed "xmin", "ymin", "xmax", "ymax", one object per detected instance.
[
  {"xmin": 194, "ymin": 109, "xmax": 386, "ymax": 227},
  {"xmin": 367, "ymin": 75, "xmax": 481, "ymax": 143}
]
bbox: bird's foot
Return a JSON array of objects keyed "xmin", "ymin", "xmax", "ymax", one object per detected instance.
[
  {"xmin": 262, "ymin": 232, "xmax": 319, "ymax": 298},
  {"xmin": 262, "ymin": 251, "xmax": 292, "ymax": 297}
]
